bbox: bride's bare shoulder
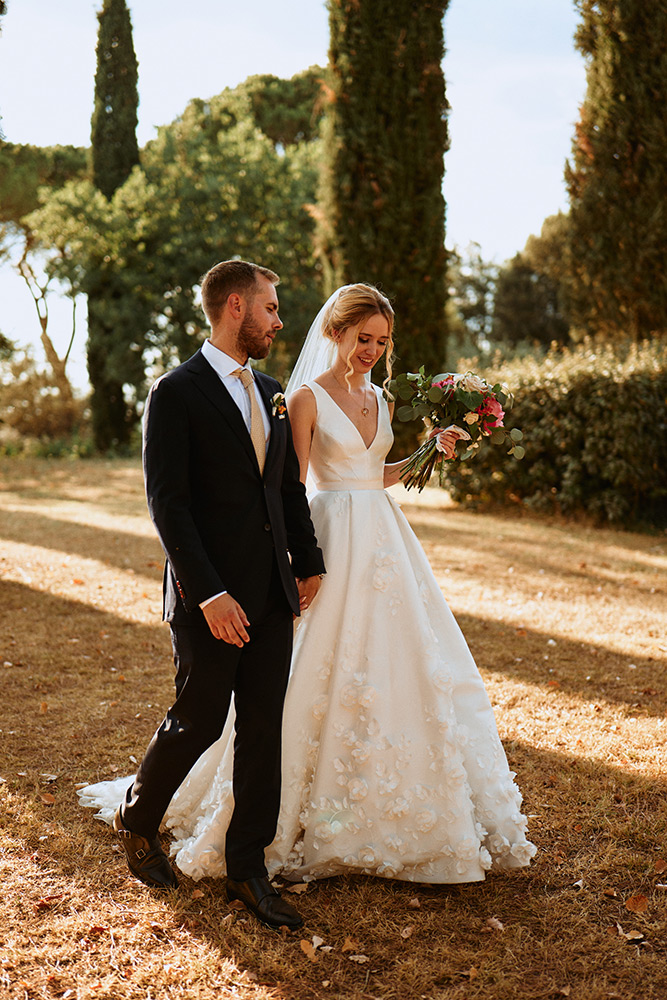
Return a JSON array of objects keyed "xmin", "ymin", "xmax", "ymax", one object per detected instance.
[{"xmin": 287, "ymin": 384, "xmax": 317, "ymax": 423}]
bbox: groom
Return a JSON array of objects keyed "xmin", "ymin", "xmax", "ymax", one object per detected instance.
[{"xmin": 114, "ymin": 260, "xmax": 325, "ymax": 930}]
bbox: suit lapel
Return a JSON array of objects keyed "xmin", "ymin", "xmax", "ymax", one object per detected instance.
[
  {"xmin": 256, "ymin": 372, "xmax": 283, "ymax": 476},
  {"xmin": 185, "ymin": 349, "xmax": 258, "ymax": 469}
]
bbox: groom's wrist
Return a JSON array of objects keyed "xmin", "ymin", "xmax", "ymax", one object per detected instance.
[{"xmin": 200, "ymin": 590, "xmax": 227, "ymax": 609}]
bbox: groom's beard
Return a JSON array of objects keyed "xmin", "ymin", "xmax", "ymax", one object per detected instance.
[{"xmin": 237, "ymin": 313, "xmax": 273, "ymax": 360}]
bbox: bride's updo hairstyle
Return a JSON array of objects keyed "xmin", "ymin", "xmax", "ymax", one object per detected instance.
[{"xmin": 322, "ymin": 284, "xmax": 395, "ymax": 391}]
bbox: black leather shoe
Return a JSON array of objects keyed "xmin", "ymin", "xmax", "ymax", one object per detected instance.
[
  {"xmin": 113, "ymin": 807, "xmax": 178, "ymax": 890},
  {"xmin": 226, "ymin": 876, "xmax": 303, "ymax": 930}
]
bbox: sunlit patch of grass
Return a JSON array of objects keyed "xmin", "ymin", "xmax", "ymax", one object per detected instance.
[{"xmin": 1, "ymin": 457, "xmax": 666, "ymax": 1000}]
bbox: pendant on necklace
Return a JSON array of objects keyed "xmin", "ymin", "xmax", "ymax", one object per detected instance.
[{"xmin": 361, "ymin": 407, "xmax": 369, "ymax": 417}]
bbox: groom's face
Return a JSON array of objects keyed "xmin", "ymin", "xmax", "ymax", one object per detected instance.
[{"xmin": 237, "ymin": 277, "xmax": 283, "ymax": 360}]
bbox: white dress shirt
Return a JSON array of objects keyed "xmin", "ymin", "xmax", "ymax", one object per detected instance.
[
  {"xmin": 198, "ymin": 338, "xmax": 272, "ymax": 609},
  {"xmin": 201, "ymin": 338, "xmax": 271, "ymax": 444}
]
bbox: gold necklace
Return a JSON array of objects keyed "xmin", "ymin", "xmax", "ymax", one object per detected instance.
[{"xmin": 332, "ymin": 371, "xmax": 371, "ymax": 416}]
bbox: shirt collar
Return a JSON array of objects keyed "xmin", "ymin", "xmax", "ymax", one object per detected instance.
[{"xmin": 202, "ymin": 338, "xmax": 253, "ymax": 379}]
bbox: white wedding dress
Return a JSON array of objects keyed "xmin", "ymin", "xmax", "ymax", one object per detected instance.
[{"xmin": 79, "ymin": 381, "xmax": 536, "ymax": 883}]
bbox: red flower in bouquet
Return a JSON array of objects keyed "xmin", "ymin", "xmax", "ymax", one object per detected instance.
[{"xmin": 386, "ymin": 368, "xmax": 524, "ymax": 492}]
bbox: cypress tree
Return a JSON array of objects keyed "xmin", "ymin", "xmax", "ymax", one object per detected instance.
[
  {"xmin": 91, "ymin": 0, "xmax": 139, "ymax": 199},
  {"xmin": 88, "ymin": 0, "xmax": 140, "ymax": 449},
  {"xmin": 565, "ymin": 0, "xmax": 667, "ymax": 340},
  {"xmin": 319, "ymin": 0, "xmax": 449, "ymax": 379}
]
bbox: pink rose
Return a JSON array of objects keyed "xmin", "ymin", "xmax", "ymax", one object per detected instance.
[{"xmin": 478, "ymin": 395, "xmax": 504, "ymax": 428}]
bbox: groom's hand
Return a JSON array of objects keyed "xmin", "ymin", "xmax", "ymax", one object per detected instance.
[
  {"xmin": 202, "ymin": 594, "xmax": 251, "ymax": 646},
  {"xmin": 296, "ymin": 575, "xmax": 322, "ymax": 615}
]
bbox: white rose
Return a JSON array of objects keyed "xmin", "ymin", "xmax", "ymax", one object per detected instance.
[
  {"xmin": 459, "ymin": 372, "xmax": 487, "ymax": 393},
  {"xmin": 463, "ymin": 411, "xmax": 480, "ymax": 424}
]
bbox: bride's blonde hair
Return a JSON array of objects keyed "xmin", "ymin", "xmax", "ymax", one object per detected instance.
[{"xmin": 322, "ymin": 284, "xmax": 395, "ymax": 391}]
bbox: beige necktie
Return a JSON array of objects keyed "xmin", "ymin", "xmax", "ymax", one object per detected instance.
[{"xmin": 232, "ymin": 367, "xmax": 266, "ymax": 474}]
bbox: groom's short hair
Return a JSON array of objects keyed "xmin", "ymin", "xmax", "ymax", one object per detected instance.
[{"xmin": 200, "ymin": 259, "xmax": 280, "ymax": 324}]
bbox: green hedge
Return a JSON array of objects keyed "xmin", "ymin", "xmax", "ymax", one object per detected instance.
[{"xmin": 442, "ymin": 341, "xmax": 667, "ymax": 528}]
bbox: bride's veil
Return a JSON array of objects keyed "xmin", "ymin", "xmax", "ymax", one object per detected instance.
[{"xmin": 285, "ymin": 285, "xmax": 353, "ymax": 399}]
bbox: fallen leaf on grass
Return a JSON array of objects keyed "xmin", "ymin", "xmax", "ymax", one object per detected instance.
[
  {"xmin": 341, "ymin": 937, "xmax": 358, "ymax": 953},
  {"xmin": 558, "ymin": 987, "xmax": 571, "ymax": 997},
  {"xmin": 191, "ymin": 889, "xmax": 205, "ymax": 899},
  {"xmin": 312, "ymin": 935, "xmax": 324, "ymax": 949},
  {"xmin": 625, "ymin": 894, "xmax": 648, "ymax": 914},
  {"xmin": 407, "ymin": 896, "xmax": 421, "ymax": 909},
  {"xmin": 285, "ymin": 883, "xmax": 308, "ymax": 894},
  {"xmin": 227, "ymin": 899, "xmax": 246, "ymax": 911},
  {"xmin": 33, "ymin": 895, "xmax": 65, "ymax": 912},
  {"xmin": 603, "ymin": 888, "xmax": 618, "ymax": 898},
  {"xmin": 613, "ymin": 922, "xmax": 645, "ymax": 943},
  {"xmin": 39, "ymin": 792, "xmax": 56, "ymax": 805},
  {"xmin": 459, "ymin": 967, "xmax": 478, "ymax": 980},
  {"xmin": 654, "ymin": 859, "xmax": 667, "ymax": 874},
  {"xmin": 486, "ymin": 916, "xmax": 505, "ymax": 932},
  {"xmin": 348, "ymin": 955, "xmax": 369, "ymax": 964},
  {"xmin": 300, "ymin": 939, "xmax": 318, "ymax": 963},
  {"xmin": 39, "ymin": 702, "xmax": 48, "ymax": 714},
  {"xmin": 400, "ymin": 925, "xmax": 414, "ymax": 939}
]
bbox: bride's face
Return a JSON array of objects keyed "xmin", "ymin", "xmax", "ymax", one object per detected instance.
[{"xmin": 336, "ymin": 313, "xmax": 390, "ymax": 374}]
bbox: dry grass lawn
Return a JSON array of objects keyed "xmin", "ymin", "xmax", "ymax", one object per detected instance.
[{"xmin": 0, "ymin": 456, "xmax": 666, "ymax": 1000}]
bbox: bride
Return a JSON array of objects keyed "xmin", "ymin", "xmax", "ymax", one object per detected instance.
[{"xmin": 80, "ymin": 283, "xmax": 536, "ymax": 884}]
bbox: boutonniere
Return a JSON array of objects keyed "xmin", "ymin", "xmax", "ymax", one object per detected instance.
[{"xmin": 271, "ymin": 392, "xmax": 287, "ymax": 419}]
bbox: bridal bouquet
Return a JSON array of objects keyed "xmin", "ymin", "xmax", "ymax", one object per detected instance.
[{"xmin": 387, "ymin": 368, "xmax": 525, "ymax": 492}]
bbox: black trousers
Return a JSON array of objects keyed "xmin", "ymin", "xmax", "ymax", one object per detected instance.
[{"xmin": 122, "ymin": 563, "xmax": 294, "ymax": 880}]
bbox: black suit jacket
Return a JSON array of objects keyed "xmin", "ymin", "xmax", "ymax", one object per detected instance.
[{"xmin": 142, "ymin": 348, "xmax": 325, "ymax": 624}]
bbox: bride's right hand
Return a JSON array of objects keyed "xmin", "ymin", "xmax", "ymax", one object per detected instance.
[{"xmin": 202, "ymin": 593, "xmax": 251, "ymax": 646}]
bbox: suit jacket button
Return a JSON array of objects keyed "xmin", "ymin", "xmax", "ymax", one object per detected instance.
[{"xmin": 264, "ymin": 523, "xmax": 271, "ymax": 531}]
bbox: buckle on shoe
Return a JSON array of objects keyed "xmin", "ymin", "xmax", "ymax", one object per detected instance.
[
  {"xmin": 135, "ymin": 848, "xmax": 147, "ymax": 860},
  {"xmin": 118, "ymin": 828, "xmax": 133, "ymax": 839}
]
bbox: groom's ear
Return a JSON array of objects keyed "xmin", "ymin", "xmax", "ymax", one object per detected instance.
[{"xmin": 227, "ymin": 292, "xmax": 245, "ymax": 319}]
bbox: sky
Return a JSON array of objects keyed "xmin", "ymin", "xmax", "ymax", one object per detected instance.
[{"xmin": 0, "ymin": 0, "xmax": 586, "ymax": 388}]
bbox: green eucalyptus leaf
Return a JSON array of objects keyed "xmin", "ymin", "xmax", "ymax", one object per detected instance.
[
  {"xmin": 427, "ymin": 386, "xmax": 444, "ymax": 403},
  {"xmin": 510, "ymin": 428, "xmax": 524, "ymax": 442},
  {"xmin": 490, "ymin": 428, "xmax": 505, "ymax": 445},
  {"xmin": 397, "ymin": 405, "xmax": 416, "ymax": 422},
  {"xmin": 512, "ymin": 444, "xmax": 525, "ymax": 460}
]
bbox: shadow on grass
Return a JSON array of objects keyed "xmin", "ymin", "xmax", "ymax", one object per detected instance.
[
  {"xmin": 2, "ymin": 578, "xmax": 667, "ymax": 998},
  {"xmin": 457, "ymin": 611, "xmax": 667, "ymax": 718},
  {"xmin": 409, "ymin": 508, "xmax": 666, "ymax": 586},
  {"xmin": 5, "ymin": 732, "xmax": 667, "ymax": 1000},
  {"xmin": 0, "ymin": 507, "xmax": 164, "ymax": 580}
]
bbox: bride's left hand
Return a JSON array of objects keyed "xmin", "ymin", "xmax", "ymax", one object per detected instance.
[{"xmin": 296, "ymin": 574, "xmax": 322, "ymax": 614}]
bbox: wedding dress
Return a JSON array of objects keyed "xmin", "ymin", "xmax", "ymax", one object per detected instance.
[{"xmin": 79, "ymin": 380, "xmax": 535, "ymax": 883}]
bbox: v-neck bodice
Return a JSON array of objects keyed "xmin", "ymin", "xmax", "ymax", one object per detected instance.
[{"xmin": 306, "ymin": 380, "xmax": 394, "ymax": 491}]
